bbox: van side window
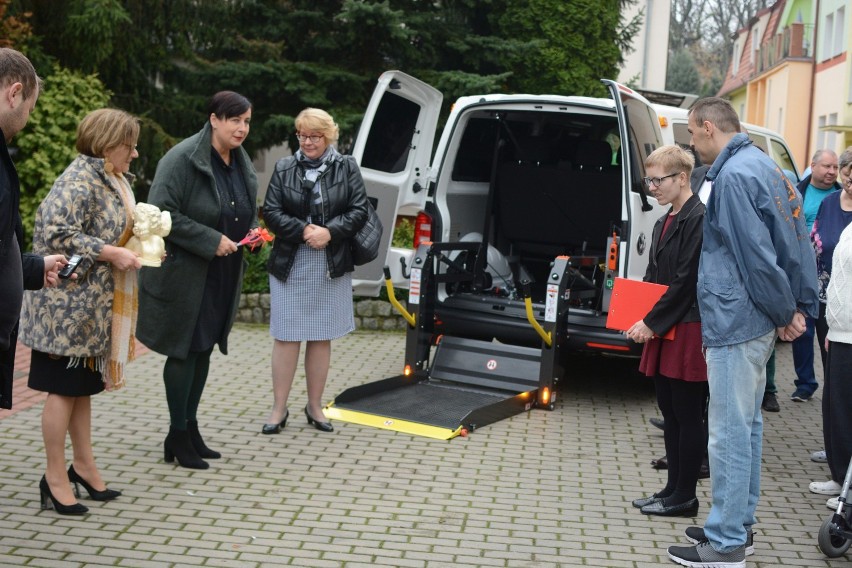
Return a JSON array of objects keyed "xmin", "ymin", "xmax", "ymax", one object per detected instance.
[
  {"xmin": 770, "ymin": 139, "xmax": 800, "ymax": 181},
  {"xmin": 452, "ymin": 118, "xmax": 500, "ymax": 181},
  {"xmin": 361, "ymin": 92, "xmax": 420, "ymax": 173}
]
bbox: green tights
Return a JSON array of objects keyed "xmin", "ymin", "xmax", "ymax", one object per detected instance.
[{"xmin": 163, "ymin": 348, "xmax": 213, "ymax": 431}]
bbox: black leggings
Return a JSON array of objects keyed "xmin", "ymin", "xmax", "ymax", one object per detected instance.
[
  {"xmin": 654, "ymin": 375, "xmax": 709, "ymax": 504},
  {"xmin": 163, "ymin": 348, "xmax": 213, "ymax": 430}
]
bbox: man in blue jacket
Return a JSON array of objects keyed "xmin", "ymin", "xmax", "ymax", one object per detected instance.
[{"xmin": 666, "ymin": 98, "xmax": 819, "ymax": 567}]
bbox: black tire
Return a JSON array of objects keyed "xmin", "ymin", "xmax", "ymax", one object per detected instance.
[{"xmin": 818, "ymin": 517, "xmax": 852, "ymax": 558}]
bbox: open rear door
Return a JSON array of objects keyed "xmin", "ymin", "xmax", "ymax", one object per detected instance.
[
  {"xmin": 351, "ymin": 71, "xmax": 442, "ymax": 295},
  {"xmin": 601, "ymin": 79, "xmax": 665, "ymax": 282}
]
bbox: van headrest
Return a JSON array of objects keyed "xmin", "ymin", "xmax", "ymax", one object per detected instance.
[
  {"xmin": 574, "ymin": 140, "xmax": 612, "ymax": 171},
  {"xmin": 514, "ymin": 136, "xmax": 554, "ymax": 165}
]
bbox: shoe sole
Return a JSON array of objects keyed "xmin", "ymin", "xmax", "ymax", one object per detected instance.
[
  {"xmin": 667, "ymin": 551, "xmax": 746, "ymax": 568},
  {"xmin": 685, "ymin": 535, "xmax": 754, "ymax": 557},
  {"xmin": 791, "ymin": 396, "xmax": 811, "ymax": 402},
  {"xmin": 810, "ymin": 487, "xmax": 842, "ymax": 495}
]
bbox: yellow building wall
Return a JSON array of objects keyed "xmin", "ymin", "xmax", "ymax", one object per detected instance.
[{"xmin": 812, "ymin": 62, "xmax": 847, "ymax": 157}]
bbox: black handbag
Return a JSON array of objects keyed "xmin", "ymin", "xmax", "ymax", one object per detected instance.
[{"xmin": 351, "ymin": 199, "xmax": 383, "ymax": 266}]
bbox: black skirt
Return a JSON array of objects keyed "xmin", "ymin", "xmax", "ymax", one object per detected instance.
[{"xmin": 28, "ymin": 350, "xmax": 105, "ymax": 397}]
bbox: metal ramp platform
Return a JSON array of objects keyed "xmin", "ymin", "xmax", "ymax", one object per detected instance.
[{"xmin": 325, "ymin": 337, "xmax": 541, "ymax": 439}]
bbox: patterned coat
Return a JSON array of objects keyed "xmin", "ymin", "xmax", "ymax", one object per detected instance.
[{"xmin": 20, "ymin": 155, "xmax": 133, "ymax": 357}]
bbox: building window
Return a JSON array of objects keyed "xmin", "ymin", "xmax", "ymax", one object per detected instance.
[
  {"xmin": 823, "ymin": 13, "xmax": 834, "ymax": 60},
  {"xmin": 828, "ymin": 113, "xmax": 838, "ymax": 151},
  {"xmin": 732, "ymin": 38, "xmax": 741, "ymax": 74},
  {"xmin": 818, "ymin": 115, "xmax": 827, "ymax": 150},
  {"xmin": 835, "ymin": 7, "xmax": 846, "ymax": 57}
]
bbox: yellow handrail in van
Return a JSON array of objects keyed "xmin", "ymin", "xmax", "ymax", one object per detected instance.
[
  {"xmin": 521, "ymin": 282, "xmax": 551, "ymax": 347},
  {"xmin": 383, "ymin": 267, "xmax": 416, "ymax": 327}
]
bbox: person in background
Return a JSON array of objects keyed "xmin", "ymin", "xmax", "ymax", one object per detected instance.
[
  {"xmin": 666, "ymin": 97, "xmax": 818, "ymax": 567},
  {"xmin": 21, "ymin": 108, "xmax": 142, "ymax": 515},
  {"xmin": 628, "ymin": 145, "xmax": 707, "ymax": 518},
  {"xmin": 822, "ymin": 223, "xmax": 852, "ymax": 510},
  {"xmin": 808, "ymin": 147, "xmax": 852, "ymax": 499},
  {"xmin": 0, "ymin": 47, "xmax": 66, "ymax": 411},
  {"xmin": 137, "ymin": 91, "xmax": 258, "ymax": 469},
  {"xmin": 261, "ymin": 108, "xmax": 368, "ymax": 434},
  {"xmin": 789, "ymin": 149, "xmax": 840, "ymax": 402}
]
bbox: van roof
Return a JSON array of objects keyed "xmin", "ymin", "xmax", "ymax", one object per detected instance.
[{"xmin": 454, "ymin": 93, "xmax": 616, "ymax": 111}]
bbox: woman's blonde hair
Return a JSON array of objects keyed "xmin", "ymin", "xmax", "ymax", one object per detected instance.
[
  {"xmin": 645, "ymin": 145, "xmax": 695, "ymax": 177},
  {"xmin": 295, "ymin": 107, "xmax": 339, "ymax": 144},
  {"xmin": 76, "ymin": 108, "xmax": 140, "ymax": 157}
]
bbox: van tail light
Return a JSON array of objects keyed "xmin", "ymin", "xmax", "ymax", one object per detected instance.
[{"xmin": 413, "ymin": 211, "xmax": 432, "ymax": 248}]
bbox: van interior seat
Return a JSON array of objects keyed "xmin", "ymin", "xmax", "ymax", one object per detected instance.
[
  {"xmin": 574, "ymin": 140, "xmax": 613, "ymax": 171},
  {"xmin": 495, "ymin": 153, "xmax": 622, "ymax": 260}
]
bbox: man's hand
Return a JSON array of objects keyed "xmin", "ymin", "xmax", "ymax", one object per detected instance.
[
  {"xmin": 777, "ymin": 310, "xmax": 807, "ymax": 342},
  {"xmin": 42, "ymin": 254, "xmax": 67, "ymax": 287},
  {"xmin": 215, "ymin": 235, "xmax": 238, "ymax": 257}
]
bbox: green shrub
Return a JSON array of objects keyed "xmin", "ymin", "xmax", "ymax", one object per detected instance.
[
  {"xmin": 15, "ymin": 65, "xmax": 111, "ymax": 249},
  {"xmin": 242, "ymin": 244, "xmax": 271, "ymax": 294}
]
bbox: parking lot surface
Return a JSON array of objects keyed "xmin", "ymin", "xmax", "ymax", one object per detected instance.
[{"xmin": 0, "ymin": 325, "xmax": 845, "ymax": 567}]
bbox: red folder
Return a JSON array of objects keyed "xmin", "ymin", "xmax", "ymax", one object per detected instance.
[{"xmin": 606, "ymin": 277, "xmax": 676, "ymax": 340}]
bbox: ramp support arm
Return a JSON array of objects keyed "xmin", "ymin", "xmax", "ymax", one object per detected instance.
[
  {"xmin": 384, "ymin": 266, "xmax": 416, "ymax": 327},
  {"xmin": 521, "ymin": 281, "xmax": 552, "ymax": 348}
]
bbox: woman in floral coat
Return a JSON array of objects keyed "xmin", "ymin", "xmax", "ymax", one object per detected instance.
[{"xmin": 21, "ymin": 108, "xmax": 142, "ymax": 516}]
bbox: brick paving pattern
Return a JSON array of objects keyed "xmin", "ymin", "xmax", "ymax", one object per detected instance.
[{"xmin": 0, "ymin": 325, "xmax": 845, "ymax": 567}]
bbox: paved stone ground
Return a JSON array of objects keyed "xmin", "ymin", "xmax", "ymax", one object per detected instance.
[{"xmin": 0, "ymin": 325, "xmax": 846, "ymax": 567}]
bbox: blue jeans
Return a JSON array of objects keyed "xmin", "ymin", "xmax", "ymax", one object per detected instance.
[
  {"xmin": 791, "ymin": 316, "xmax": 817, "ymax": 395},
  {"xmin": 704, "ymin": 330, "xmax": 776, "ymax": 553}
]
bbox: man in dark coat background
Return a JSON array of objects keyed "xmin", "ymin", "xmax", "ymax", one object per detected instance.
[{"xmin": 0, "ymin": 47, "xmax": 65, "ymax": 409}]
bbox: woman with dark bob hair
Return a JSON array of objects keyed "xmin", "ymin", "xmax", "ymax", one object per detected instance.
[
  {"xmin": 137, "ymin": 91, "xmax": 258, "ymax": 469},
  {"xmin": 21, "ymin": 108, "xmax": 142, "ymax": 515}
]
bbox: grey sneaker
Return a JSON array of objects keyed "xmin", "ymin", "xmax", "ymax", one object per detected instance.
[
  {"xmin": 685, "ymin": 526, "xmax": 754, "ymax": 556},
  {"xmin": 668, "ymin": 541, "xmax": 746, "ymax": 567},
  {"xmin": 791, "ymin": 388, "xmax": 813, "ymax": 402},
  {"xmin": 811, "ymin": 449, "xmax": 828, "ymax": 463}
]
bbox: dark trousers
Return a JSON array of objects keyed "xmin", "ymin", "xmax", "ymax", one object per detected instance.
[
  {"xmin": 654, "ymin": 375, "xmax": 709, "ymax": 502},
  {"xmin": 163, "ymin": 348, "xmax": 214, "ymax": 430},
  {"xmin": 824, "ymin": 341, "xmax": 852, "ymax": 483}
]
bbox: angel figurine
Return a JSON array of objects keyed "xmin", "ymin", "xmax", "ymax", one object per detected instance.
[{"xmin": 125, "ymin": 202, "xmax": 172, "ymax": 267}]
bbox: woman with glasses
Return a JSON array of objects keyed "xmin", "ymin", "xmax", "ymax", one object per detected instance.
[
  {"xmin": 261, "ymin": 108, "xmax": 368, "ymax": 434},
  {"xmin": 809, "ymin": 147, "xmax": 852, "ymax": 502},
  {"xmin": 21, "ymin": 108, "xmax": 142, "ymax": 514},
  {"xmin": 137, "ymin": 91, "xmax": 258, "ymax": 469},
  {"xmin": 627, "ymin": 145, "xmax": 707, "ymax": 518}
]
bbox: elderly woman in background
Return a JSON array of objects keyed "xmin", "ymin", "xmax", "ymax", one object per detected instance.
[
  {"xmin": 809, "ymin": 148, "xmax": 852, "ymax": 499},
  {"xmin": 21, "ymin": 108, "xmax": 142, "ymax": 515},
  {"xmin": 137, "ymin": 91, "xmax": 258, "ymax": 470},
  {"xmin": 627, "ymin": 145, "xmax": 707, "ymax": 518},
  {"xmin": 261, "ymin": 108, "xmax": 368, "ymax": 434}
]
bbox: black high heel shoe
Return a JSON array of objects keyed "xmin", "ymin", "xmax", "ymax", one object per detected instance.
[
  {"xmin": 39, "ymin": 475, "xmax": 88, "ymax": 515},
  {"xmin": 304, "ymin": 407, "xmax": 333, "ymax": 432},
  {"xmin": 261, "ymin": 410, "xmax": 289, "ymax": 435},
  {"xmin": 68, "ymin": 465, "xmax": 121, "ymax": 501}
]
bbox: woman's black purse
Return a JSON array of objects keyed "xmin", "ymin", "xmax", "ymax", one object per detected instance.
[{"xmin": 351, "ymin": 199, "xmax": 383, "ymax": 266}]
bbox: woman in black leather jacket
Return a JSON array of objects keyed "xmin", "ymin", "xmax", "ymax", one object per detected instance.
[{"xmin": 261, "ymin": 107, "xmax": 368, "ymax": 434}]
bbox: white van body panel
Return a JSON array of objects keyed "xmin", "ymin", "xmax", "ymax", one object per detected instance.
[{"xmin": 351, "ymin": 71, "xmax": 442, "ymax": 295}]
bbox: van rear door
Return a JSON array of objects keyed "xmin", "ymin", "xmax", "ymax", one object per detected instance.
[
  {"xmin": 351, "ymin": 70, "xmax": 442, "ymax": 295},
  {"xmin": 602, "ymin": 79, "xmax": 665, "ymax": 282}
]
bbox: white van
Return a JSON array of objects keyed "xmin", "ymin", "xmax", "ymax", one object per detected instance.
[
  {"xmin": 653, "ymin": 102, "xmax": 800, "ymax": 182},
  {"xmin": 350, "ymin": 71, "xmax": 799, "ymax": 356}
]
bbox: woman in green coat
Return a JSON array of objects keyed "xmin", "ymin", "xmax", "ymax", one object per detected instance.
[{"xmin": 137, "ymin": 91, "xmax": 258, "ymax": 469}]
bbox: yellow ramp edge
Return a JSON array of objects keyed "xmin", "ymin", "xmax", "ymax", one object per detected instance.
[{"xmin": 324, "ymin": 405, "xmax": 463, "ymax": 440}]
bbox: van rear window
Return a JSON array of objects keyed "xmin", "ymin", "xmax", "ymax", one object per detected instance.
[{"xmin": 360, "ymin": 91, "xmax": 420, "ymax": 173}]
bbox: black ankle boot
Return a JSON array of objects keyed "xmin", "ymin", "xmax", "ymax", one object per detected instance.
[
  {"xmin": 187, "ymin": 420, "xmax": 221, "ymax": 459},
  {"xmin": 164, "ymin": 428, "xmax": 209, "ymax": 470}
]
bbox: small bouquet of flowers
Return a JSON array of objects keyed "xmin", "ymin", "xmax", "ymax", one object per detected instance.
[{"xmin": 237, "ymin": 227, "xmax": 274, "ymax": 251}]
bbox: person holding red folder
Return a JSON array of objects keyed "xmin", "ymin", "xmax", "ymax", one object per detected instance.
[{"xmin": 628, "ymin": 145, "xmax": 708, "ymax": 518}]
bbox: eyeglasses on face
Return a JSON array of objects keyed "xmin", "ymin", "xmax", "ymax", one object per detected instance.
[
  {"xmin": 296, "ymin": 134, "xmax": 324, "ymax": 144},
  {"xmin": 643, "ymin": 172, "xmax": 681, "ymax": 188}
]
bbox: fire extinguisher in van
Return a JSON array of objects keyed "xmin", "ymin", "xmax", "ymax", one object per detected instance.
[{"xmin": 607, "ymin": 230, "xmax": 619, "ymax": 271}]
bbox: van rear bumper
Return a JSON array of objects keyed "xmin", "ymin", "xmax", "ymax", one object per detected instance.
[{"xmin": 434, "ymin": 296, "xmax": 642, "ymax": 357}]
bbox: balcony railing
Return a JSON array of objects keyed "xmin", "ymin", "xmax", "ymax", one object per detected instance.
[{"xmin": 755, "ymin": 22, "xmax": 814, "ymax": 75}]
